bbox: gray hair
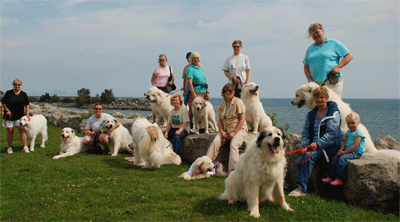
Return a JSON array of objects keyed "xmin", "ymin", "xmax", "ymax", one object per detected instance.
[
  {"xmin": 307, "ymin": 23, "xmax": 323, "ymax": 38},
  {"xmin": 188, "ymin": 51, "xmax": 200, "ymax": 64},
  {"xmin": 12, "ymin": 78, "xmax": 22, "ymax": 85},
  {"xmin": 158, "ymin": 54, "xmax": 167, "ymax": 63}
]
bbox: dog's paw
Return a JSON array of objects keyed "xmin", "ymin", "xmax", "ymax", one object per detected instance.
[
  {"xmin": 30, "ymin": 148, "xmax": 34, "ymax": 152},
  {"xmin": 250, "ymin": 131, "xmax": 258, "ymax": 135},
  {"xmin": 250, "ymin": 211, "xmax": 260, "ymax": 218},
  {"xmin": 40, "ymin": 145, "xmax": 45, "ymax": 148},
  {"xmin": 228, "ymin": 200, "xmax": 237, "ymax": 205},
  {"xmin": 53, "ymin": 156, "xmax": 59, "ymax": 160},
  {"xmin": 111, "ymin": 153, "xmax": 117, "ymax": 157}
]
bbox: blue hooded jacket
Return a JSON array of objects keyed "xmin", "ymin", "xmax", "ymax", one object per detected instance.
[{"xmin": 301, "ymin": 101, "xmax": 342, "ymax": 162}]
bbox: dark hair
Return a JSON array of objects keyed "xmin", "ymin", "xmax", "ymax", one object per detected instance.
[
  {"xmin": 93, "ymin": 103, "xmax": 103, "ymax": 109},
  {"xmin": 221, "ymin": 83, "xmax": 234, "ymax": 100},
  {"xmin": 186, "ymin": 52, "xmax": 192, "ymax": 59}
]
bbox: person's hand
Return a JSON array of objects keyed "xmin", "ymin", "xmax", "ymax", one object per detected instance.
[
  {"xmin": 310, "ymin": 142, "xmax": 318, "ymax": 150},
  {"xmin": 331, "ymin": 66, "xmax": 341, "ymax": 74},
  {"xmin": 205, "ymin": 93, "xmax": 210, "ymax": 100},
  {"xmin": 233, "ymin": 76, "xmax": 241, "ymax": 84},
  {"xmin": 220, "ymin": 130, "xmax": 228, "ymax": 139},
  {"xmin": 337, "ymin": 150, "xmax": 345, "ymax": 156},
  {"xmin": 27, "ymin": 115, "xmax": 31, "ymax": 121},
  {"xmin": 168, "ymin": 81, "xmax": 173, "ymax": 85},
  {"xmin": 227, "ymin": 131, "xmax": 237, "ymax": 140},
  {"xmin": 164, "ymin": 131, "xmax": 169, "ymax": 139},
  {"xmin": 175, "ymin": 129, "xmax": 182, "ymax": 135}
]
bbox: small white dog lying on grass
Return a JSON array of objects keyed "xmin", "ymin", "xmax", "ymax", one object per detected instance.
[
  {"xmin": 53, "ymin": 127, "xmax": 87, "ymax": 159},
  {"xmin": 101, "ymin": 117, "xmax": 134, "ymax": 156},
  {"xmin": 191, "ymin": 97, "xmax": 218, "ymax": 134},
  {"xmin": 20, "ymin": 114, "xmax": 48, "ymax": 151},
  {"xmin": 180, "ymin": 156, "xmax": 227, "ymax": 180}
]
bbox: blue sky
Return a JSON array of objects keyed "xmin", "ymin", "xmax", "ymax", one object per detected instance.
[{"xmin": 1, "ymin": 0, "xmax": 399, "ymax": 99}]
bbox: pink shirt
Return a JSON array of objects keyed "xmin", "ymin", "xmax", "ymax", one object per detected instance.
[{"xmin": 153, "ymin": 65, "xmax": 173, "ymax": 87}]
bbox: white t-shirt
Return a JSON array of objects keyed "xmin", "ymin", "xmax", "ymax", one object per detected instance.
[
  {"xmin": 85, "ymin": 113, "xmax": 115, "ymax": 133},
  {"xmin": 168, "ymin": 105, "xmax": 190, "ymax": 132},
  {"xmin": 222, "ymin": 53, "xmax": 250, "ymax": 89}
]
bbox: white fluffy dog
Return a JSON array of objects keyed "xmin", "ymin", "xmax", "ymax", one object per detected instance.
[
  {"xmin": 101, "ymin": 117, "xmax": 134, "ymax": 157},
  {"xmin": 53, "ymin": 127, "xmax": 87, "ymax": 159},
  {"xmin": 241, "ymin": 82, "xmax": 273, "ymax": 134},
  {"xmin": 129, "ymin": 116, "xmax": 181, "ymax": 168},
  {"xmin": 191, "ymin": 96, "xmax": 218, "ymax": 134},
  {"xmin": 144, "ymin": 86, "xmax": 173, "ymax": 126},
  {"xmin": 179, "ymin": 156, "xmax": 227, "ymax": 180},
  {"xmin": 291, "ymin": 82, "xmax": 400, "ymax": 160},
  {"xmin": 20, "ymin": 114, "xmax": 48, "ymax": 151},
  {"xmin": 219, "ymin": 126, "xmax": 293, "ymax": 218}
]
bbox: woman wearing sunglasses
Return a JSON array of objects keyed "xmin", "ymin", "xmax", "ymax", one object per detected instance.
[
  {"xmin": 222, "ymin": 40, "xmax": 251, "ymax": 98},
  {"xmin": 2, "ymin": 78, "xmax": 31, "ymax": 154},
  {"xmin": 151, "ymin": 54, "xmax": 175, "ymax": 93},
  {"xmin": 83, "ymin": 103, "xmax": 120, "ymax": 154},
  {"xmin": 206, "ymin": 83, "xmax": 247, "ymax": 174}
]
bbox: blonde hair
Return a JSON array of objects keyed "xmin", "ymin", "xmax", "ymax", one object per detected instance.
[
  {"xmin": 312, "ymin": 87, "xmax": 329, "ymax": 99},
  {"xmin": 346, "ymin": 112, "xmax": 360, "ymax": 122},
  {"xmin": 307, "ymin": 23, "xmax": 323, "ymax": 38},
  {"xmin": 12, "ymin": 78, "xmax": 22, "ymax": 85},
  {"xmin": 170, "ymin": 93, "xmax": 183, "ymax": 106},
  {"xmin": 189, "ymin": 51, "xmax": 200, "ymax": 64},
  {"xmin": 221, "ymin": 83, "xmax": 234, "ymax": 101},
  {"xmin": 232, "ymin": 40, "xmax": 242, "ymax": 47}
]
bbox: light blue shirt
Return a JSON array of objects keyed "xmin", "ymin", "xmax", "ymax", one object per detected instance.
[
  {"xmin": 345, "ymin": 129, "xmax": 365, "ymax": 156},
  {"xmin": 303, "ymin": 38, "xmax": 350, "ymax": 82}
]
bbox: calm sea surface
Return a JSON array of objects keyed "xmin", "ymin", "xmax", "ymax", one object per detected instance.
[{"xmin": 101, "ymin": 98, "xmax": 399, "ymax": 142}]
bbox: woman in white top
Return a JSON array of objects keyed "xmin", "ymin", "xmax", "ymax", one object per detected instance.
[
  {"xmin": 83, "ymin": 103, "xmax": 120, "ymax": 153},
  {"xmin": 164, "ymin": 93, "xmax": 190, "ymax": 154},
  {"xmin": 222, "ymin": 40, "xmax": 251, "ymax": 98}
]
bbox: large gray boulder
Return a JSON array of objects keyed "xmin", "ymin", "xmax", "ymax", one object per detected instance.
[
  {"xmin": 345, "ymin": 155, "xmax": 399, "ymax": 214},
  {"xmin": 374, "ymin": 135, "xmax": 400, "ymax": 151}
]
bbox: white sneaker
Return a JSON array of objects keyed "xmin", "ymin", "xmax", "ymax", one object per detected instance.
[
  {"xmin": 7, "ymin": 148, "xmax": 13, "ymax": 154},
  {"xmin": 288, "ymin": 187, "xmax": 306, "ymax": 197},
  {"xmin": 22, "ymin": 147, "xmax": 30, "ymax": 153}
]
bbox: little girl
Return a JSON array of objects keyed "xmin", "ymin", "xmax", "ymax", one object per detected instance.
[{"xmin": 322, "ymin": 112, "xmax": 365, "ymax": 186}]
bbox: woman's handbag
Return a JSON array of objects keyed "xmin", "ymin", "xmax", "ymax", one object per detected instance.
[
  {"xmin": 327, "ymin": 71, "xmax": 340, "ymax": 85},
  {"xmin": 166, "ymin": 66, "xmax": 176, "ymax": 93}
]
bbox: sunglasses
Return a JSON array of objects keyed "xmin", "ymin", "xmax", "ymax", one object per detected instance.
[
  {"xmin": 94, "ymin": 108, "xmax": 103, "ymax": 110},
  {"xmin": 223, "ymin": 89, "xmax": 234, "ymax": 93},
  {"xmin": 232, "ymin": 45, "xmax": 241, "ymax": 48},
  {"xmin": 14, "ymin": 84, "xmax": 21, "ymax": 86},
  {"xmin": 159, "ymin": 59, "xmax": 166, "ymax": 62}
]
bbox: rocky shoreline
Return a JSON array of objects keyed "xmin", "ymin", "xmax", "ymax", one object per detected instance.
[{"xmin": 34, "ymin": 97, "xmax": 152, "ymax": 111}]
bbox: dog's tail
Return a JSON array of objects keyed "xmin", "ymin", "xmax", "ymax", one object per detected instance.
[
  {"xmin": 163, "ymin": 148, "xmax": 182, "ymax": 165},
  {"xmin": 146, "ymin": 125, "xmax": 159, "ymax": 140}
]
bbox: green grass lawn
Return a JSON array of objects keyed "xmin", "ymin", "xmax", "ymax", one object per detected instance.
[{"xmin": 1, "ymin": 119, "xmax": 399, "ymax": 221}]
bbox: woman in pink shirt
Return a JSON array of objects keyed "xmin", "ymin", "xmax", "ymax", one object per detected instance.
[{"xmin": 151, "ymin": 54, "xmax": 175, "ymax": 93}]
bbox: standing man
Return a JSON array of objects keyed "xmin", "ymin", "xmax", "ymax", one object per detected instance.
[{"xmin": 222, "ymin": 40, "xmax": 251, "ymax": 98}]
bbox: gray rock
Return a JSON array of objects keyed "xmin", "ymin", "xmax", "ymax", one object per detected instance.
[
  {"xmin": 111, "ymin": 111, "xmax": 125, "ymax": 119},
  {"xmin": 374, "ymin": 135, "xmax": 400, "ymax": 151}
]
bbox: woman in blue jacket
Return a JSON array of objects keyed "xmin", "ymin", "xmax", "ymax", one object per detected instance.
[{"xmin": 289, "ymin": 86, "xmax": 342, "ymax": 197}]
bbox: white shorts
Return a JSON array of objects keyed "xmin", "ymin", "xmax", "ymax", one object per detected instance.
[{"xmin": 2, "ymin": 119, "xmax": 22, "ymax": 128}]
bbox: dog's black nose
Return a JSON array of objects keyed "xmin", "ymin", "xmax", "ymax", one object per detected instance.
[
  {"xmin": 274, "ymin": 137, "xmax": 280, "ymax": 143},
  {"xmin": 255, "ymin": 86, "xmax": 259, "ymax": 90},
  {"xmin": 290, "ymin": 101, "xmax": 294, "ymax": 104}
]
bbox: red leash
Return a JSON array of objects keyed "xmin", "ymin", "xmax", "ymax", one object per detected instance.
[{"xmin": 285, "ymin": 145, "xmax": 314, "ymax": 165}]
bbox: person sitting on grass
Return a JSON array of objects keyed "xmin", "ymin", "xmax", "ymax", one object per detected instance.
[{"xmin": 322, "ymin": 112, "xmax": 365, "ymax": 186}]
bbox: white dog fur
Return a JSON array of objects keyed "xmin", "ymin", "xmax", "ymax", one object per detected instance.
[
  {"xmin": 144, "ymin": 86, "xmax": 173, "ymax": 126},
  {"xmin": 20, "ymin": 114, "xmax": 48, "ymax": 151},
  {"xmin": 191, "ymin": 96, "xmax": 218, "ymax": 134},
  {"xmin": 179, "ymin": 156, "xmax": 227, "ymax": 180},
  {"xmin": 291, "ymin": 82, "xmax": 400, "ymax": 160},
  {"xmin": 53, "ymin": 127, "xmax": 87, "ymax": 159},
  {"xmin": 219, "ymin": 126, "xmax": 293, "ymax": 218},
  {"xmin": 128, "ymin": 116, "xmax": 181, "ymax": 168},
  {"xmin": 241, "ymin": 82, "xmax": 273, "ymax": 134},
  {"xmin": 101, "ymin": 117, "xmax": 134, "ymax": 156}
]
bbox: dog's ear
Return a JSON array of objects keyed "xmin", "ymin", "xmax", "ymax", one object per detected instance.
[
  {"xmin": 71, "ymin": 129, "xmax": 75, "ymax": 137},
  {"xmin": 256, "ymin": 130, "xmax": 267, "ymax": 148},
  {"xmin": 198, "ymin": 162, "xmax": 204, "ymax": 173}
]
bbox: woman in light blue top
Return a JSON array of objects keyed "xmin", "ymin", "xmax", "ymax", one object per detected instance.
[{"xmin": 303, "ymin": 23, "xmax": 353, "ymax": 98}]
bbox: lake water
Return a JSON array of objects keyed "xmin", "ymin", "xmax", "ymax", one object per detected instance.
[{"xmin": 97, "ymin": 98, "xmax": 400, "ymax": 142}]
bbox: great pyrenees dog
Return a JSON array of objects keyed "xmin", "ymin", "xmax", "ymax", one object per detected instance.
[
  {"xmin": 291, "ymin": 82, "xmax": 400, "ymax": 160},
  {"xmin": 241, "ymin": 82, "xmax": 273, "ymax": 134},
  {"xmin": 53, "ymin": 127, "xmax": 87, "ymax": 159},
  {"xmin": 191, "ymin": 96, "xmax": 218, "ymax": 134},
  {"xmin": 101, "ymin": 117, "xmax": 134, "ymax": 157},
  {"xmin": 144, "ymin": 86, "xmax": 173, "ymax": 126},
  {"xmin": 180, "ymin": 156, "xmax": 215, "ymax": 180},
  {"xmin": 129, "ymin": 116, "xmax": 181, "ymax": 169},
  {"xmin": 219, "ymin": 126, "xmax": 293, "ymax": 218},
  {"xmin": 20, "ymin": 114, "xmax": 48, "ymax": 151}
]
